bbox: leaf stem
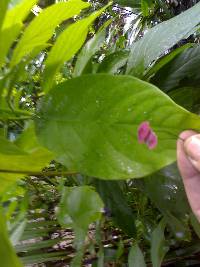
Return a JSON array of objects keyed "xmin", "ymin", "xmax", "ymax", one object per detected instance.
[
  {"xmin": 0, "ymin": 169, "xmax": 78, "ymax": 177},
  {"xmin": 0, "ymin": 107, "xmax": 32, "ymax": 115}
]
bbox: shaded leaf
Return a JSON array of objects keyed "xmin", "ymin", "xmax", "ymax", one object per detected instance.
[
  {"xmin": 94, "ymin": 180, "xmax": 136, "ymax": 236},
  {"xmin": 151, "ymin": 45, "xmax": 200, "ymax": 91},
  {"xmin": 135, "ymin": 164, "xmax": 191, "ymax": 239},
  {"xmin": 190, "ymin": 213, "xmax": 200, "ymax": 239},
  {"xmin": 58, "ymin": 186, "xmax": 103, "ymax": 230},
  {"xmin": 169, "ymin": 87, "xmax": 200, "ymax": 113},
  {"xmin": 150, "ymin": 219, "xmax": 168, "ymax": 267},
  {"xmin": 145, "ymin": 43, "xmax": 193, "ymax": 80},
  {"xmin": 21, "ymin": 251, "xmax": 68, "ymax": 265},
  {"xmin": 73, "ymin": 19, "xmax": 111, "ymax": 77},
  {"xmin": 97, "ymin": 50, "xmax": 129, "ymax": 74},
  {"xmin": 128, "ymin": 243, "xmax": 146, "ymax": 267},
  {"xmin": 126, "ymin": 2, "xmax": 200, "ymax": 77}
]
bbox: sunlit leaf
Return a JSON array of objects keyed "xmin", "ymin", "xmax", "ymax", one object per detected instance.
[
  {"xmin": 11, "ymin": 0, "xmax": 90, "ymax": 66},
  {"xmin": 0, "ymin": 0, "xmax": 37, "ymax": 66},
  {"xmin": 43, "ymin": 4, "xmax": 110, "ymax": 92},
  {"xmin": 0, "ymin": 124, "xmax": 53, "ymax": 194},
  {"xmin": 0, "ymin": 0, "xmax": 9, "ymax": 31},
  {"xmin": 36, "ymin": 74, "xmax": 200, "ymax": 179}
]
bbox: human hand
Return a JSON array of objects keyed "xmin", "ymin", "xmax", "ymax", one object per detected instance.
[{"xmin": 177, "ymin": 130, "xmax": 200, "ymax": 222}]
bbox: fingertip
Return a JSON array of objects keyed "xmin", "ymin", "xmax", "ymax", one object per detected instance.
[{"xmin": 178, "ymin": 130, "xmax": 198, "ymax": 140}]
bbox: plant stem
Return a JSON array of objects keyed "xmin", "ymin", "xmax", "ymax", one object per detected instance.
[{"xmin": 0, "ymin": 169, "xmax": 78, "ymax": 177}]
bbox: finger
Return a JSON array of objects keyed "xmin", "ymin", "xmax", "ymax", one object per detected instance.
[
  {"xmin": 177, "ymin": 130, "xmax": 200, "ymax": 221},
  {"xmin": 184, "ymin": 134, "xmax": 200, "ymax": 172}
]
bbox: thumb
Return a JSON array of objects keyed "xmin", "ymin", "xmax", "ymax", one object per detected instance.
[{"xmin": 184, "ymin": 134, "xmax": 200, "ymax": 172}]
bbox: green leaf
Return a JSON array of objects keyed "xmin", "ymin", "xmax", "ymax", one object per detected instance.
[
  {"xmin": 36, "ymin": 74, "xmax": 200, "ymax": 179},
  {"xmin": 10, "ymin": 220, "xmax": 27, "ymax": 246},
  {"xmin": 144, "ymin": 43, "xmax": 193, "ymax": 80},
  {"xmin": 141, "ymin": 0, "xmax": 152, "ymax": 17},
  {"xmin": 11, "ymin": 0, "xmax": 90, "ymax": 67},
  {"xmin": 58, "ymin": 186, "xmax": 102, "ymax": 266},
  {"xmin": 97, "ymin": 247, "xmax": 104, "ymax": 267},
  {"xmin": 169, "ymin": 87, "xmax": 200, "ymax": 112},
  {"xmin": 43, "ymin": 4, "xmax": 110, "ymax": 92},
  {"xmin": 15, "ymin": 238, "xmax": 61, "ymax": 253},
  {"xmin": 0, "ymin": 0, "xmax": 37, "ymax": 66},
  {"xmin": 0, "ymin": 212, "xmax": 23, "ymax": 267},
  {"xmin": 152, "ymin": 45, "xmax": 200, "ymax": 91},
  {"xmin": 126, "ymin": 2, "xmax": 200, "ymax": 77},
  {"xmin": 0, "ymin": 0, "xmax": 9, "ymax": 31},
  {"xmin": 0, "ymin": 124, "xmax": 53, "ymax": 193},
  {"xmin": 58, "ymin": 186, "xmax": 103, "ymax": 230},
  {"xmin": 94, "ymin": 180, "xmax": 136, "ymax": 236},
  {"xmin": 139, "ymin": 164, "xmax": 189, "ymax": 221},
  {"xmin": 128, "ymin": 243, "xmax": 146, "ymax": 267},
  {"xmin": 20, "ymin": 251, "xmax": 68, "ymax": 265},
  {"xmin": 135, "ymin": 164, "xmax": 191, "ymax": 240},
  {"xmin": 150, "ymin": 219, "xmax": 168, "ymax": 267},
  {"xmin": 73, "ymin": 19, "xmax": 111, "ymax": 77},
  {"xmin": 97, "ymin": 50, "xmax": 129, "ymax": 74},
  {"xmin": 190, "ymin": 213, "xmax": 200, "ymax": 239},
  {"xmin": 114, "ymin": 0, "xmax": 140, "ymax": 8}
]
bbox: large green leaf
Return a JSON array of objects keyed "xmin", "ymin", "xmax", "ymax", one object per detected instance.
[
  {"xmin": 0, "ymin": 212, "xmax": 23, "ymax": 267},
  {"xmin": 0, "ymin": 124, "xmax": 53, "ymax": 194},
  {"xmin": 11, "ymin": 0, "xmax": 90, "ymax": 67},
  {"xmin": 36, "ymin": 74, "xmax": 200, "ymax": 179},
  {"xmin": 0, "ymin": 0, "xmax": 37, "ymax": 66},
  {"xmin": 128, "ymin": 244, "xmax": 146, "ymax": 267},
  {"xmin": 43, "ymin": 5, "xmax": 109, "ymax": 92},
  {"xmin": 151, "ymin": 45, "xmax": 200, "ymax": 91},
  {"xmin": 126, "ymin": 2, "xmax": 200, "ymax": 77}
]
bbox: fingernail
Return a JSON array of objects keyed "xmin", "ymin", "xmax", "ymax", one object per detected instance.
[
  {"xmin": 187, "ymin": 156, "xmax": 200, "ymax": 172},
  {"xmin": 184, "ymin": 135, "xmax": 200, "ymax": 161}
]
